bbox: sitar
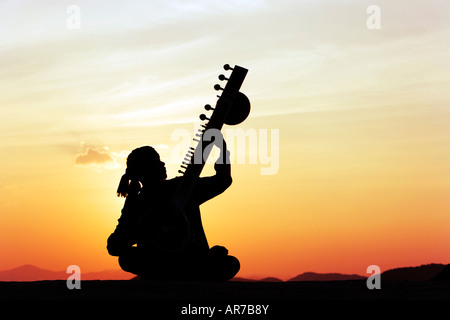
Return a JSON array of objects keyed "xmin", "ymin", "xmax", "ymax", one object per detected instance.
[{"xmin": 139, "ymin": 64, "xmax": 250, "ymax": 252}]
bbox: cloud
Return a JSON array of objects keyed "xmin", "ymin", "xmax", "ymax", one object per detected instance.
[
  {"xmin": 74, "ymin": 147, "xmax": 122, "ymax": 172},
  {"xmin": 75, "ymin": 147, "xmax": 115, "ymax": 166}
]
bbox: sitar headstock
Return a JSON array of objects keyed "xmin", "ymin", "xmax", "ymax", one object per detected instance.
[{"xmin": 205, "ymin": 64, "xmax": 250, "ymax": 127}]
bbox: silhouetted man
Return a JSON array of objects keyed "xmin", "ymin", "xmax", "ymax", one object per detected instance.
[{"xmin": 107, "ymin": 139, "xmax": 239, "ymax": 281}]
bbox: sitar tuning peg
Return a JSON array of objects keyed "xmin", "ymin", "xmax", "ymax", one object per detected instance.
[
  {"xmin": 199, "ymin": 114, "xmax": 210, "ymax": 121},
  {"xmin": 223, "ymin": 64, "xmax": 233, "ymax": 71},
  {"xmin": 218, "ymin": 74, "xmax": 228, "ymax": 81},
  {"xmin": 214, "ymin": 84, "xmax": 223, "ymax": 91},
  {"xmin": 204, "ymin": 104, "xmax": 214, "ymax": 111},
  {"xmin": 178, "ymin": 170, "xmax": 185, "ymax": 175}
]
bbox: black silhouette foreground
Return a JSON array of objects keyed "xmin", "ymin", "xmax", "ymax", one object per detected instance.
[
  {"xmin": 107, "ymin": 141, "xmax": 239, "ymax": 281},
  {"xmin": 108, "ymin": 64, "xmax": 250, "ymax": 282}
]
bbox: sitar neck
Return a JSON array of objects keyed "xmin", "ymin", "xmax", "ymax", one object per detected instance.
[{"xmin": 170, "ymin": 65, "xmax": 249, "ymax": 212}]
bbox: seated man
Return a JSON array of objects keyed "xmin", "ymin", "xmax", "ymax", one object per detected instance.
[{"xmin": 107, "ymin": 139, "xmax": 239, "ymax": 281}]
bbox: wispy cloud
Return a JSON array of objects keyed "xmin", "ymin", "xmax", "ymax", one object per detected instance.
[
  {"xmin": 74, "ymin": 147, "xmax": 119, "ymax": 171},
  {"xmin": 75, "ymin": 148, "xmax": 113, "ymax": 165}
]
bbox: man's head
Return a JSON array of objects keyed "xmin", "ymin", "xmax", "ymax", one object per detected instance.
[
  {"xmin": 126, "ymin": 146, "xmax": 167, "ymax": 182},
  {"xmin": 117, "ymin": 146, "xmax": 167, "ymax": 197}
]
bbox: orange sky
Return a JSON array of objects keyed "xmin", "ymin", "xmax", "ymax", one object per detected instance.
[{"xmin": 1, "ymin": 0, "xmax": 449, "ymax": 280}]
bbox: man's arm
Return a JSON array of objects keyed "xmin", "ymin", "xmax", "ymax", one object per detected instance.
[{"xmin": 192, "ymin": 138, "xmax": 232, "ymax": 205}]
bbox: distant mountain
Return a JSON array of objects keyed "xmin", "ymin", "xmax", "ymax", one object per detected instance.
[
  {"xmin": 0, "ymin": 265, "xmax": 66, "ymax": 281},
  {"xmin": 230, "ymin": 277, "xmax": 256, "ymax": 282},
  {"xmin": 231, "ymin": 277, "xmax": 283, "ymax": 282},
  {"xmin": 288, "ymin": 272, "xmax": 366, "ymax": 282},
  {"xmin": 260, "ymin": 277, "xmax": 283, "ymax": 282},
  {"xmin": 0, "ymin": 265, "xmax": 132, "ymax": 281},
  {"xmin": 381, "ymin": 263, "xmax": 447, "ymax": 282},
  {"xmin": 82, "ymin": 269, "xmax": 133, "ymax": 280},
  {"xmin": 3, "ymin": 263, "xmax": 449, "ymax": 282}
]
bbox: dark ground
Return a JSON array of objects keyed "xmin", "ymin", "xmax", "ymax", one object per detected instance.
[
  {"xmin": 0, "ymin": 280, "xmax": 448, "ymax": 317},
  {"xmin": 2, "ymin": 279, "xmax": 450, "ymax": 300}
]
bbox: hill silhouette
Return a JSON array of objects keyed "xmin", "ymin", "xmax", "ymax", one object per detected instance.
[
  {"xmin": 231, "ymin": 276, "xmax": 283, "ymax": 282},
  {"xmin": 0, "ymin": 265, "xmax": 65, "ymax": 281},
  {"xmin": 2, "ymin": 263, "xmax": 449, "ymax": 282},
  {"xmin": 381, "ymin": 263, "xmax": 447, "ymax": 282},
  {"xmin": 288, "ymin": 272, "xmax": 366, "ymax": 282},
  {"xmin": 0, "ymin": 265, "xmax": 132, "ymax": 281}
]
